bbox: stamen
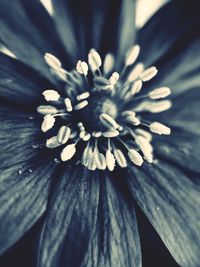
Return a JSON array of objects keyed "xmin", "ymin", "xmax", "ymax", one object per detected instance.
[
  {"xmin": 140, "ymin": 66, "xmax": 158, "ymax": 82},
  {"xmin": 109, "ymin": 72, "xmax": 120, "ymax": 87},
  {"xmin": 76, "ymin": 60, "xmax": 89, "ymax": 76},
  {"xmin": 64, "ymin": 98, "xmax": 73, "ymax": 112},
  {"xmin": 61, "ymin": 143, "xmax": 76, "ymax": 161},
  {"xmin": 37, "ymin": 105, "xmax": 58, "ymax": 115},
  {"xmin": 148, "ymin": 87, "xmax": 171, "ymax": 99},
  {"xmin": 130, "ymin": 80, "xmax": 143, "ymax": 96},
  {"xmin": 135, "ymin": 128, "xmax": 152, "ymax": 142},
  {"xmin": 46, "ymin": 136, "xmax": 61, "ymax": 148},
  {"xmin": 99, "ymin": 113, "xmax": 119, "ymax": 129},
  {"xmin": 74, "ymin": 100, "xmax": 88, "ymax": 110},
  {"xmin": 88, "ymin": 49, "xmax": 102, "ymax": 72},
  {"xmin": 44, "ymin": 53, "xmax": 62, "ymax": 69},
  {"xmin": 102, "ymin": 129, "xmax": 119, "ymax": 138},
  {"xmin": 113, "ymin": 149, "xmax": 127, "ymax": 168},
  {"xmin": 93, "ymin": 76, "xmax": 110, "ymax": 90},
  {"xmin": 125, "ymin": 45, "xmax": 140, "ymax": 66},
  {"xmin": 106, "ymin": 149, "xmax": 115, "ymax": 171},
  {"xmin": 127, "ymin": 63, "xmax": 144, "ymax": 82},
  {"xmin": 42, "ymin": 90, "xmax": 60, "ymax": 102},
  {"xmin": 128, "ymin": 149, "xmax": 143, "ymax": 166},
  {"xmin": 103, "ymin": 53, "xmax": 115, "ymax": 74},
  {"xmin": 57, "ymin": 126, "xmax": 71, "ymax": 144},
  {"xmin": 150, "ymin": 122, "xmax": 171, "ymax": 135},
  {"xmin": 41, "ymin": 114, "xmax": 55, "ymax": 132},
  {"xmin": 76, "ymin": 92, "xmax": 90, "ymax": 101}
]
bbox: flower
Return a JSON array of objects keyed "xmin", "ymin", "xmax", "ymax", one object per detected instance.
[{"xmin": 0, "ymin": 1, "xmax": 200, "ymax": 267}]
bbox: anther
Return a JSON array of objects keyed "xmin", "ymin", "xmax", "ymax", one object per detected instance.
[
  {"xmin": 103, "ymin": 53, "xmax": 115, "ymax": 74},
  {"xmin": 150, "ymin": 122, "xmax": 171, "ymax": 135},
  {"xmin": 127, "ymin": 63, "xmax": 144, "ymax": 82},
  {"xmin": 102, "ymin": 129, "xmax": 119, "ymax": 138},
  {"xmin": 46, "ymin": 136, "xmax": 60, "ymax": 148},
  {"xmin": 113, "ymin": 149, "xmax": 127, "ymax": 168},
  {"xmin": 128, "ymin": 149, "xmax": 143, "ymax": 166},
  {"xmin": 88, "ymin": 49, "xmax": 102, "ymax": 72},
  {"xmin": 57, "ymin": 126, "xmax": 71, "ymax": 144},
  {"xmin": 99, "ymin": 113, "xmax": 119, "ymax": 129},
  {"xmin": 125, "ymin": 45, "xmax": 140, "ymax": 66},
  {"xmin": 140, "ymin": 67, "xmax": 158, "ymax": 82},
  {"xmin": 42, "ymin": 90, "xmax": 60, "ymax": 102},
  {"xmin": 37, "ymin": 105, "xmax": 58, "ymax": 115},
  {"xmin": 148, "ymin": 87, "xmax": 171, "ymax": 99},
  {"xmin": 76, "ymin": 92, "xmax": 90, "ymax": 101},
  {"xmin": 61, "ymin": 143, "xmax": 76, "ymax": 161},
  {"xmin": 76, "ymin": 60, "xmax": 89, "ymax": 76},
  {"xmin": 74, "ymin": 100, "xmax": 88, "ymax": 110},
  {"xmin": 41, "ymin": 114, "xmax": 55, "ymax": 132},
  {"xmin": 44, "ymin": 53, "xmax": 61, "ymax": 69},
  {"xmin": 64, "ymin": 98, "xmax": 73, "ymax": 112}
]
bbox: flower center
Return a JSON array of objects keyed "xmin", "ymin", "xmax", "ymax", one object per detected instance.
[
  {"xmin": 37, "ymin": 46, "xmax": 172, "ymax": 171},
  {"xmin": 78, "ymin": 92, "xmax": 118, "ymax": 132}
]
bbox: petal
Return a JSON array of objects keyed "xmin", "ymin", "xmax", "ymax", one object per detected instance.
[
  {"xmin": 0, "ymin": 143, "xmax": 55, "ymax": 254},
  {"xmin": 157, "ymin": 87, "xmax": 200, "ymax": 136},
  {"xmin": 154, "ymin": 129, "xmax": 200, "ymax": 174},
  {"xmin": 127, "ymin": 161, "xmax": 200, "ymax": 267},
  {"xmin": 38, "ymin": 168, "xmax": 141, "ymax": 267},
  {"xmin": 137, "ymin": 1, "xmax": 200, "ymax": 67},
  {"xmin": 52, "ymin": 0, "xmax": 136, "ymax": 67},
  {"xmin": 0, "ymin": 52, "xmax": 53, "ymax": 107},
  {"xmin": 0, "ymin": 0, "xmax": 71, "ymax": 79},
  {"xmin": 137, "ymin": 1, "xmax": 200, "ymax": 96}
]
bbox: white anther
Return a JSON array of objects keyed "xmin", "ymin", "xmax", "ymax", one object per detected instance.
[
  {"xmin": 140, "ymin": 67, "xmax": 158, "ymax": 82},
  {"xmin": 93, "ymin": 76, "xmax": 110, "ymax": 90},
  {"xmin": 130, "ymin": 80, "xmax": 143, "ymax": 95},
  {"xmin": 64, "ymin": 98, "xmax": 73, "ymax": 112},
  {"xmin": 100, "ymin": 113, "xmax": 119, "ymax": 129},
  {"xmin": 76, "ymin": 60, "xmax": 89, "ymax": 76},
  {"xmin": 57, "ymin": 126, "xmax": 71, "ymax": 144},
  {"xmin": 127, "ymin": 63, "xmax": 144, "ymax": 82},
  {"xmin": 150, "ymin": 122, "xmax": 171, "ymax": 135},
  {"xmin": 74, "ymin": 100, "xmax": 88, "ymax": 110},
  {"xmin": 125, "ymin": 114, "xmax": 140, "ymax": 126},
  {"xmin": 148, "ymin": 87, "xmax": 171, "ymax": 99},
  {"xmin": 41, "ymin": 114, "xmax": 55, "ymax": 132},
  {"xmin": 125, "ymin": 45, "xmax": 140, "ymax": 66},
  {"xmin": 42, "ymin": 90, "xmax": 60, "ymax": 102},
  {"xmin": 106, "ymin": 150, "xmax": 115, "ymax": 171},
  {"xmin": 87, "ymin": 152, "xmax": 97, "ymax": 170},
  {"xmin": 103, "ymin": 130, "xmax": 119, "ymax": 138},
  {"xmin": 46, "ymin": 136, "xmax": 60, "ymax": 149},
  {"xmin": 77, "ymin": 122, "xmax": 83, "ymax": 127},
  {"xmin": 82, "ymin": 133, "xmax": 91, "ymax": 141},
  {"xmin": 103, "ymin": 53, "xmax": 115, "ymax": 74},
  {"xmin": 95, "ymin": 152, "xmax": 106, "ymax": 170},
  {"xmin": 77, "ymin": 92, "xmax": 90, "ymax": 101},
  {"xmin": 37, "ymin": 105, "xmax": 58, "ymax": 115},
  {"xmin": 61, "ymin": 143, "xmax": 76, "ymax": 161},
  {"xmin": 146, "ymin": 100, "xmax": 172, "ymax": 113},
  {"xmin": 79, "ymin": 130, "xmax": 86, "ymax": 139},
  {"xmin": 82, "ymin": 146, "xmax": 92, "ymax": 166},
  {"xmin": 113, "ymin": 149, "xmax": 127, "ymax": 168},
  {"xmin": 51, "ymin": 67, "xmax": 67, "ymax": 81},
  {"xmin": 93, "ymin": 132, "xmax": 102, "ymax": 138},
  {"xmin": 135, "ymin": 129, "xmax": 152, "ymax": 142},
  {"xmin": 122, "ymin": 110, "xmax": 136, "ymax": 117},
  {"xmin": 136, "ymin": 136, "xmax": 154, "ymax": 163},
  {"xmin": 109, "ymin": 72, "xmax": 120, "ymax": 86},
  {"xmin": 88, "ymin": 49, "xmax": 102, "ymax": 71},
  {"xmin": 44, "ymin": 53, "xmax": 61, "ymax": 69},
  {"xmin": 128, "ymin": 149, "xmax": 143, "ymax": 166}
]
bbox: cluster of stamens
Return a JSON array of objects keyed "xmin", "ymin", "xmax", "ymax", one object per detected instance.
[{"xmin": 37, "ymin": 45, "xmax": 172, "ymax": 171}]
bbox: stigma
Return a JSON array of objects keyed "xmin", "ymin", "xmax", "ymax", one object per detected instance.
[{"xmin": 37, "ymin": 45, "xmax": 172, "ymax": 171}]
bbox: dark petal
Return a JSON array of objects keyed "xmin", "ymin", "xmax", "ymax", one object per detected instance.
[
  {"xmin": 38, "ymin": 168, "xmax": 141, "ymax": 267},
  {"xmin": 154, "ymin": 129, "xmax": 200, "ymax": 174},
  {"xmin": 0, "ymin": 158, "xmax": 55, "ymax": 255},
  {"xmin": 157, "ymin": 87, "xmax": 200, "ymax": 136},
  {"xmin": 127, "ymin": 161, "xmax": 200, "ymax": 267},
  {"xmin": 137, "ymin": 1, "xmax": 200, "ymax": 67},
  {"xmin": 0, "ymin": 52, "xmax": 53, "ymax": 108},
  {"xmin": 0, "ymin": 0, "xmax": 71, "ymax": 80},
  {"xmin": 52, "ymin": 0, "xmax": 136, "ymax": 67}
]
